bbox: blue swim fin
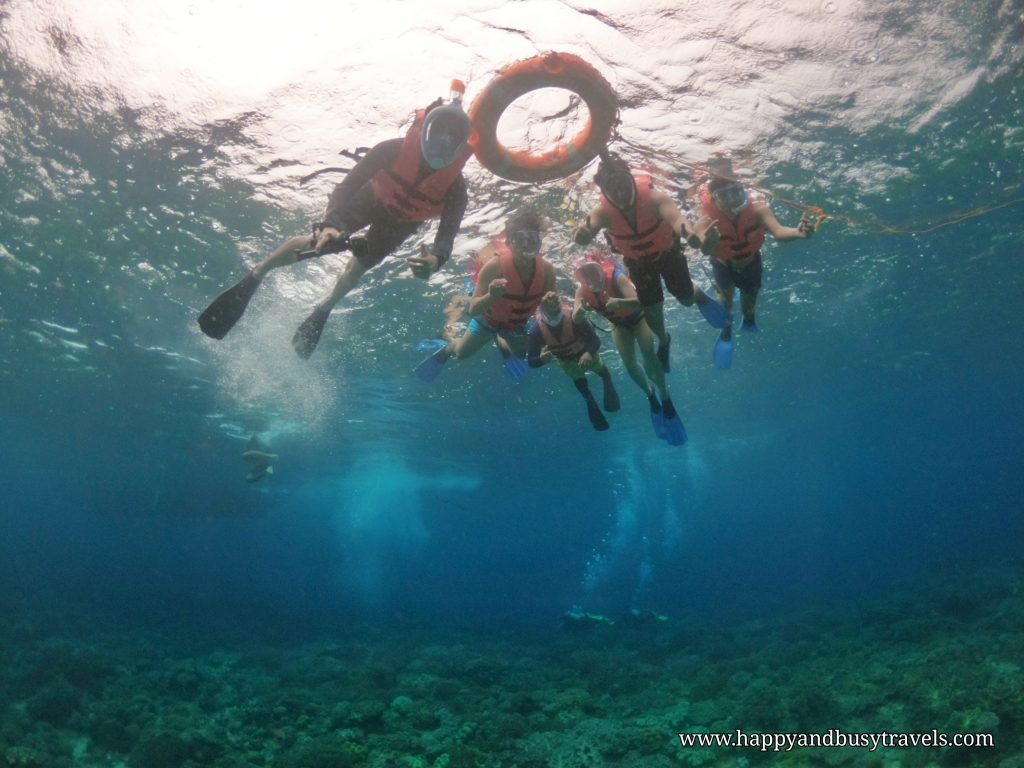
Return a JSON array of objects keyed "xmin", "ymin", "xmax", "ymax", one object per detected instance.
[
  {"xmin": 499, "ymin": 346, "xmax": 528, "ymax": 381},
  {"xmin": 414, "ymin": 339, "xmax": 449, "ymax": 382},
  {"xmin": 649, "ymin": 395, "xmax": 669, "ymax": 440},
  {"xmin": 698, "ymin": 296, "xmax": 729, "ymax": 329},
  {"xmin": 741, "ymin": 316, "xmax": 758, "ymax": 333},
  {"xmin": 415, "ymin": 338, "xmax": 447, "ymax": 353},
  {"xmin": 661, "ymin": 413, "xmax": 688, "ymax": 446},
  {"xmin": 713, "ymin": 333, "xmax": 733, "ymax": 370},
  {"xmin": 659, "ymin": 398, "xmax": 688, "ymax": 446}
]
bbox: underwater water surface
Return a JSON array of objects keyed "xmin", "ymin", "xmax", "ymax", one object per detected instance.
[{"xmin": 1, "ymin": 1, "xmax": 1022, "ymax": 766}]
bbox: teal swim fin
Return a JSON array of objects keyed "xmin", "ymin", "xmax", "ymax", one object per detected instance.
[
  {"xmin": 499, "ymin": 346, "xmax": 528, "ymax": 381},
  {"xmin": 660, "ymin": 399, "xmax": 688, "ymax": 446},
  {"xmin": 698, "ymin": 296, "xmax": 729, "ymax": 329},
  {"xmin": 713, "ymin": 329, "xmax": 733, "ymax": 370},
  {"xmin": 292, "ymin": 306, "xmax": 331, "ymax": 359},
  {"xmin": 414, "ymin": 339, "xmax": 449, "ymax": 382},
  {"xmin": 198, "ymin": 272, "xmax": 260, "ymax": 339},
  {"xmin": 648, "ymin": 393, "xmax": 669, "ymax": 440}
]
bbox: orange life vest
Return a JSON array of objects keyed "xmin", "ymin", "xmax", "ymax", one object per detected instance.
[
  {"xmin": 371, "ymin": 109, "xmax": 472, "ymax": 223},
  {"xmin": 483, "ymin": 238, "xmax": 548, "ymax": 331},
  {"xmin": 578, "ymin": 258, "xmax": 642, "ymax": 326},
  {"xmin": 537, "ymin": 307, "xmax": 586, "ymax": 360},
  {"xmin": 599, "ymin": 173, "xmax": 677, "ymax": 260},
  {"xmin": 699, "ymin": 183, "xmax": 766, "ymax": 261}
]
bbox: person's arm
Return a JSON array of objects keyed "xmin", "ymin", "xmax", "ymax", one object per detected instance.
[
  {"xmin": 653, "ymin": 188, "xmax": 700, "ymax": 247},
  {"xmin": 572, "ymin": 205, "xmax": 607, "ymax": 245},
  {"xmin": 542, "ymin": 260, "xmax": 557, "ymax": 294},
  {"xmin": 757, "ymin": 202, "xmax": 810, "ymax": 242},
  {"xmin": 527, "ymin": 325, "xmax": 547, "ymax": 368},
  {"xmin": 321, "ymin": 139, "xmax": 402, "ymax": 230},
  {"xmin": 604, "ymin": 272, "xmax": 642, "ymax": 313},
  {"xmin": 430, "ymin": 175, "xmax": 468, "ymax": 269},
  {"xmin": 468, "ymin": 259, "xmax": 506, "ymax": 316},
  {"xmin": 576, "ymin": 318, "xmax": 601, "ymax": 356},
  {"xmin": 691, "ymin": 212, "xmax": 721, "ymax": 255},
  {"xmin": 572, "ymin": 286, "xmax": 590, "ymax": 322}
]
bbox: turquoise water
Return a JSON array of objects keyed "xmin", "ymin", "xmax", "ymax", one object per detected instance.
[{"xmin": 1, "ymin": 1, "xmax": 1022, "ymax": 766}]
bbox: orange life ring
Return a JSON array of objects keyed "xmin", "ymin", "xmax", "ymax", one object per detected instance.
[{"xmin": 469, "ymin": 52, "xmax": 619, "ymax": 183}]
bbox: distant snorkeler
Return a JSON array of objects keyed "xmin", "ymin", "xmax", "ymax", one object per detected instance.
[
  {"xmin": 242, "ymin": 434, "xmax": 277, "ymax": 483},
  {"xmin": 691, "ymin": 152, "xmax": 816, "ymax": 370},
  {"xmin": 560, "ymin": 605, "xmax": 615, "ymax": 632},
  {"xmin": 198, "ymin": 82, "xmax": 474, "ymax": 359}
]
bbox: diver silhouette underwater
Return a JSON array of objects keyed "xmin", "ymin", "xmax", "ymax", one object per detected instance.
[{"xmin": 197, "ymin": 52, "xmax": 818, "ymax": 444}]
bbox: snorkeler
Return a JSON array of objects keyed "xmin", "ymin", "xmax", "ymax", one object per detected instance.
[
  {"xmin": 527, "ymin": 291, "xmax": 620, "ymax": 432},
  {"xmin": 572, "ymin": 151, "xmax": 729, "ymax": 373},
  {"xmin": 692, "ymin": 153, "xmax": 816, "ymax": 369},
  {"xmin": 437, "ymin": 249, "xmax": 528, "ymax": 381},
  {"xmin": 574, "ymin": 253, "xmax": 686, "ymax": 445},
  {"xmin": 414, "ymin": 211, "xmax": 556, "ymax": 381},
  {"xmin": 198, "ymin": 83, "xmax": 473, "ymax": 359}
]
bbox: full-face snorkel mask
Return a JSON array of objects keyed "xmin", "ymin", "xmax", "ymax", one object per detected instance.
[
  {"xmin": 595, "ymin": 152, "xmax": 636, "ymax": 210},
  {"xmin": 576, "ymin": 261, "xmax": 604, "ymax": 293},
  {"xmin": 711, "ymin": 182, "xmax": 748, "ymax": 217},
  {"xmin": 420, "ymin": 80, "xmax": 472, "ymax": 170}
]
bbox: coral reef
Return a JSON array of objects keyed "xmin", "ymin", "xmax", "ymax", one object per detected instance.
[{"xmin": 0, "ymin": 565, "xmax": 1020, "ymax": 767}]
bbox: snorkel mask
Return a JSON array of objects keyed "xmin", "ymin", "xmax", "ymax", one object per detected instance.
[
  {"xmin": 576, "ymin": 260, "xmax": 604, "ymax": 293},
  {"xmin": 595, "ymin": 152, "xmax": 636, "ymax": 210},
  {"xmin": 507, "ymin": 229, "xmax": 542, "ymax": 255},
  {"xmin": 420, "ymin": 80, "xmax": 472, "ymax": 170},
  {"xmin": 711, "ymin": 182, "xmax": 748, "ymax": 217},
  {"xmin": 504, "ymin": 211, "xmax": 545, "ymax": 257},
  {"xmin": 540, "ymin": 300, "xmax": 564, "ymax": 326}
]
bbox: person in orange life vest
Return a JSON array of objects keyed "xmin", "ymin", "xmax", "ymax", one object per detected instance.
[
  {"xmin": 197, "ymin": 93, "xmax": 472, "ymax": 359},
  {"xmin": 574, "ymin": 255, "xmax": 685, "ymax": 445},
  {"xmin": 692, "ymin": 154, "xmax": 815, "ymax": 365},
  {"xmin": 414, "ymin": 211, "xmax": 557, "ymax": 382},
  {"xmin": 527, "ymin": 292, "xmax": 620, "ymax": 432},
  {"xmin": 572, "ymin": 152, "xmax": 729, "ymax": 374},
  {"xmin": 437, "ymin": 249, "xmax": 524, "ymax": 380}
]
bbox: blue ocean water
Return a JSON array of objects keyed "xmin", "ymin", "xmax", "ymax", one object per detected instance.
[{"xmin": 2, "ymin": 1, "xmax": 1023, "ymax": 766}]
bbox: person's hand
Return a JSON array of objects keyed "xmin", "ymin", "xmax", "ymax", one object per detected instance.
[
  {"xmin": 408, "ymin": 244, "xmax": 438, "ymax": 279},
  {"xmin": 578, "ymin": 352, "xmax": 594, "ymax": 370},
  {"xmin": 539, "ymin": 348, "xmax": 554, "ymax": 363},
  {"xmin": 315, "ymin": 226, "xmax": 348, "ymax": 254},
  {"xmin": 700, "ymin": 223, "xmax": 721, "ymax": 255},
  {"xmin": 487, "ymin": 278, "xmax": 508, "ymax": 299},
  {"xmin": 798, "ymin": 214, "xmax": 816, "ymax": 238}
]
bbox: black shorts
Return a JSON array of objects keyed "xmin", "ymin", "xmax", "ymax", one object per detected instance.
[
  {"xmin": 623, "ymin": 240, "xmax": 694, "ymax": 307},
  {"xmin": 331, "ymin": 184, "xmax": 422, "ymax": 269},
  {"xmin": 711, "ymin": 252, "xmax": 763, "ymax": 295}
]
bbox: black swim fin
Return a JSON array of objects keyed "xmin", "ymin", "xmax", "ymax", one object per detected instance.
[
  {"xmin": 198, "ymin": 272, "xmax": 260, "ymax": 339},
  {"xmin": 292, "ymin": 306, "xmax": 331, "ymax": 359}
]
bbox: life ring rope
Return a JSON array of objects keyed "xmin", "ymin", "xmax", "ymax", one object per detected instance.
[{"xmin": 469, "ymin": 51, "xmax": 619, "ymax": 184}]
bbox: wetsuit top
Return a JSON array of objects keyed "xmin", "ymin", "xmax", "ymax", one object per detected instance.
[
  {"xmin": 699, "ymin": 183, "xmax": 766, "ymax": 262},
  {"xmin": 599, "ymin": 173, "xmax": 677, "ymax": 260},
  {"xmin": 527, "ymin": 310, "xmax": 600, "ymax": 367},
  {"xmin": 321, "ymin": 137, "xmax": 468, "ymax": 268},
  {"xmin": 483, "ymin": 238, "xmax": 549, "ymax": 332},
  {"xmin": 578, "ymin": 258, "xmax": 644, "ymax": 327}
]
